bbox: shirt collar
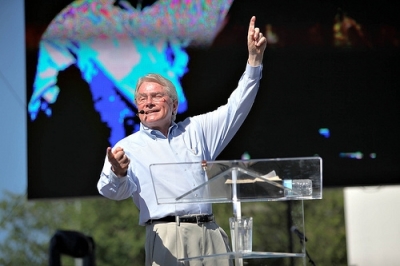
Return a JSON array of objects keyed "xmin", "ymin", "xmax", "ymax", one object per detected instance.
[{"xmin": 139, "ymin": 122, "xmax": 178, "ymax": 139}]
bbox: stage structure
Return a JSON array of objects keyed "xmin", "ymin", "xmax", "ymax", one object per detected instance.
[{"xmin": 150, "ymin": 157, "xmax": 323, "ymax": 265}]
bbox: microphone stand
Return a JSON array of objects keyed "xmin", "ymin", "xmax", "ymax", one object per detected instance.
[{"xmin": 291, "ymin": 226, "xmax": 316, "ymax": 266}]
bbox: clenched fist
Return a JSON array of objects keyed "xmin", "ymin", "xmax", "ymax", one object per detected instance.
[{"xmin": 107, "ymin": 147, "xmax": 130, "ymax": 177}]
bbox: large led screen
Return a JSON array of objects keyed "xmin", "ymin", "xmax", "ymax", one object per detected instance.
[{"xmin": 26, "ymin": 0, "xmax": 400, "ymax": 199}]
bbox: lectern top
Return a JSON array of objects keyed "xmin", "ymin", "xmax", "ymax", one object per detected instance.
[{"xmin": 149, "ymin": 157, "xmax": 323, "ymax": 205}]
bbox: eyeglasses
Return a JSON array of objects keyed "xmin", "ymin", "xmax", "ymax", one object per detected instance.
[{"xmin": 136, "ymin": 92, "xmax": 167, "ymax": 105}]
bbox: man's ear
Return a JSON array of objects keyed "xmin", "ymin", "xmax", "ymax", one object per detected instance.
[{"xmin": 173, "ymin": 101, "xmax": 178, "ymax": 114}]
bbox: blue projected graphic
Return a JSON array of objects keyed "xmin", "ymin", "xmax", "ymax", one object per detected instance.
[
  {"xmin": 27, "ymin": 0, "xmax": 233, "ymax": 145},
  {"xmin": 339, "ymin": 151, "xmax": 363, "ymax": 159},
  {"xmin": 318, "ymin": 128, "xmax": 330, "ymax": 138}
]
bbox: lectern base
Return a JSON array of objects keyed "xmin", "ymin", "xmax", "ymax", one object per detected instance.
[{"xmin": 178, "ymin": 251, "xmax": 305, "ymax": 262}]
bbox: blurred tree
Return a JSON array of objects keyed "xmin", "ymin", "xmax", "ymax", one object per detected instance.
[
  {"xmin": 0, "ymin": 192, "xmax": 144, "ymax": 265},
  {"xmin": 0, "ymin": 188, "xmax": 346, "ymax": 265},
  {"xmin": 0, "ymin": 192, "xmax": 81, "ymax": 265},
  {"xmin": 303, "ymin": 188, "xmax": 348, "ymax": 265}
]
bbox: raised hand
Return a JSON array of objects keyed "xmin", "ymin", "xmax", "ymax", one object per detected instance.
[
  {"xmin": 107, "ymin": 147, "xmax": 130, "ymax": 177},
  {"xmin": 247, "ymin": 16, "xmax": 267, "ymax": 66}
]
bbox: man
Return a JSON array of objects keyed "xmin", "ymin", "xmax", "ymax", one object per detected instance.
[{"xmin": 98, "ymin": 16, "xmax": 267, "ymax": 265}]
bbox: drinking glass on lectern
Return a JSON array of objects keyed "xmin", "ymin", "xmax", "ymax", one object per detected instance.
[{"xmin": 229, "ymin": 217, "xmax": 253, "ymax": 253}]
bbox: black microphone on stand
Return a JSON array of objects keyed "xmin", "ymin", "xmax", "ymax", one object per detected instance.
[
  {"xmin": 291, "ymin": 226, "xmax": 308, "ymax": 242},
  {"xmin": 291, "ymin": 226, "xmax": 316, "ymax": 265}
]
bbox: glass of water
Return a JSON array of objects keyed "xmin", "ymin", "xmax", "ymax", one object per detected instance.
[{"xmin": 229, "ymin": 217, "xmax": 253, "ymax": 253}]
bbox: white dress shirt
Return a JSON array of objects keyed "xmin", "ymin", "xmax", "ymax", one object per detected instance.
[{"xmin": 98, "ymin": 63, "xmax": 263, "ymax": 225}]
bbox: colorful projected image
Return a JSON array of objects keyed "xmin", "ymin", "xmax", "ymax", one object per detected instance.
[
  {"xmin": 26, "ymin": 0, "xmax": 400, "ymax": 199},
  {"xmin": 27, "ymin": 0, "xmax": 233, "ymax": 145}
]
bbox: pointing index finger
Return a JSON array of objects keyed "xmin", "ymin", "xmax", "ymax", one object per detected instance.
[{"xmin": 248, "ymin": 16, "xmax": 256, "ymax": 36}]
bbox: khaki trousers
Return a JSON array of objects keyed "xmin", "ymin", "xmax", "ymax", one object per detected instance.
[{"xmin": 145, "ymin": 221, "xmax": 233, "ymax": 266}]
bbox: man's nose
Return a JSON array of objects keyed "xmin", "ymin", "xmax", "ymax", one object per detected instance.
[{"xmin": 145, "ymin": 95, "xmax": 154, "ymax": 104}]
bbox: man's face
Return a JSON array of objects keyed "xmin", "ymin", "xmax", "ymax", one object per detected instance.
[{"xmin": 136, "ymin": 81, "xmax": 177, "ymax": 133}]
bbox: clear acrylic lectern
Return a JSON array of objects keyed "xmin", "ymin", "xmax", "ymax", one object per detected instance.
[{"xmin": 149, "ymin": 157, "xmax": 322, "ymax": 265}]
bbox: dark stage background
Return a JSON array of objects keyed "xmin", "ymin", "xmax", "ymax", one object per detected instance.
[{"xmin": 26, "ymin": 0, "xmax": 400, "ymax": 199}]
